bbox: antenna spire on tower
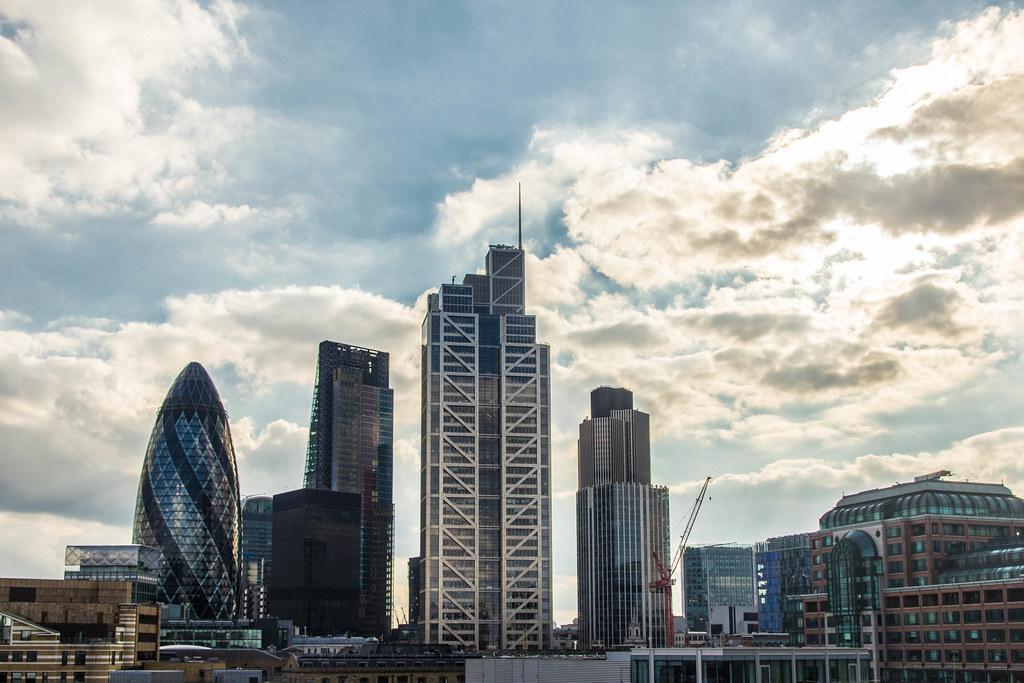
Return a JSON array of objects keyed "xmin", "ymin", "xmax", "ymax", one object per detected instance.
[{"xmin": 518, "ymin": 181, "xmax": 522, "ymax": 250}]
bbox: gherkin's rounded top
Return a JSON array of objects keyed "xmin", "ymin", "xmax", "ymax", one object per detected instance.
[{"xmin": 161, "ymin": 361, "xmax": 225, "ymax": 413}]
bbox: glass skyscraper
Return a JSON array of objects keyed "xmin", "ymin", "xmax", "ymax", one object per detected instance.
[
  {"xmin": 419, "ymin": 243, "xmax": 552, "ymax": 650},
  {"xmin": 576, "ymin": 387, "xmax": 670, "ymax": 648},
  {"xmin": 132, "ymin": 362, "xmax": 241, "ymax": 620},
  {"xmin": 303, "ymin": 341, "xmax": 394, "ymax": 638}
]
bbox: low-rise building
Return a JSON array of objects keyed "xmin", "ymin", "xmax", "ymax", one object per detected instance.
[
  {"xmin": 283, "ymin": 644, "xmax": 469, "ymax": 683},
  {"xmin": 0, "ymin": 578, "xmax": 161, "ymax": 670},
  {"xmin": 629, "ymin": 647, "xmax": 872, "ymax": 683}
]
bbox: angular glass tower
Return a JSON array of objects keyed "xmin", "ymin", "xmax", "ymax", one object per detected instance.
[
  {"xmin": 132, "ymin": 362, "xmax": 241, "ymax": 620},
  {"xmin": 576, "ymin": 387, "xmax": 670, "ymax": 649},
  {"xmin": 302, "ymin": 341, "xmax": 394, "ymax": 638},
  {"xmin": 419, "ymin": 242, "xmax": 552, "ymax": 651}
]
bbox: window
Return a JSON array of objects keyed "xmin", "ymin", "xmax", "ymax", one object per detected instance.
[
  {"xmin": 945, "ymin": 630, "xmax": 961, "ymax": 643},
  {"xmin": 8, "ymin": 587, "xmax": 36, "ymax": 602},
  {"xmin": 74, "ymin": 652, "xmax": 86, "ymax": 666},
  {"xmin": 887, "ymin": 543, "xmax": 903, "ymax": 555},
  {"xmin": 987, "ymin": 609, "xmax": 1005, "ymax": 622},
  {"xmin": 1011, "ymin": 629, "xmax": 1024, "ymax": 642},
  {"xmin": 887, "ymin": 561, "xmax": 904, "ymax": 574},
  {"xmin": 966, "ymin": 649, "xmax": 984, "ymax": 663},
  {"xmin": 911, "ymin": 524, "xmax": 926, "ymax": 536},
  {"xmin": 903, "ymin": 595, "xmax": 919, "ymax": 607},
  {"xmin": 26, "ymin": 652, "xmax": 36, "ymax": 663},
  {"xmin": 990, "ymin": 650, "xmax": 1007, "ymax": 663},
  {"xmin": 911, "ymin": 559, "xmax": 928, "ymax": 572},
  {"xmin": 922, "ymin": 594, "xmax": 939, "ymax": 607},
  {"xmin": 986, "ymin": 589, "xmax": 1005, "ymax": 602},
  {"xmin": 943, "ymin": 592, "xmax": 960, "ymax": 605},
  {"xmin": 1009, "ymin": 588, "xmax": 1024, "ymax": 602},
  {"xmin": 19, "ymin": 632, "xmax": 30, "ymax": 642},
  {"xmin": 944, "ymin": 611, "xmax": 961, "ymax": 624},
  {"xmin": 925, "ymin": 612, "xmax": 939, "ymax": 624},
  {"xmin": 943, "ymin": 524, "xmax": 963, "ymax": 535},
  {"xmin": 989, "ymin": 629, "xmax": 1007, "ymax": 642},
  {"xmin": 60, "ymin": 652, "xmax": 68, "ymax": 666},
  {"xmin": 926, "ymin": 630, "xmax": 940, "ymax": 642},
  {"xmin": 906, "ymin": 631, "xmax": 921, "ymax": 643},
  {"xmin": 966, "ymin": 629, "xmax": 983, "ymax": 642},
  {"xmin": 964, "ymin": 610, "xmax": 982, "ymax": 624},
  {"xmin": 905, "ymin": 612, "xmax": 920, "ymax": 625},
  {"xmin": 886, "ymin": 631, "xmax": 902, "ymax": 643},
  {"xmin": 887, "ymin": 527, "xmax": 903, "ymax": 538},
  {"xmin": 926, "ymin": 650, "xmax": 941, "ymax": 662},
  {"xmin": 963, "ymin": 591, "xmax": 981, "ymax": 604},
  {"xmin": 1010, "ymin": 608, "xmax": 1024, "ymax": 622}
]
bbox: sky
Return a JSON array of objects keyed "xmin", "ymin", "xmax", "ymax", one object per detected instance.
[{"xmin": 1, "ymin": 0, "xmax": 1023, "ymax": 627}]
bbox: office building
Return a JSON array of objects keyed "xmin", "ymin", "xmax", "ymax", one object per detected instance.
[
  {"xmin": 576, "ymin": 387, "xmax": 670, "ymax": 648},
  {"xmin": 799, "ymin": 471, "xmax": 1024, "ymax": 682},
  {"xmin": 132, "ymin": 362, "xmax": 241, "ymax": 620},
  {"xmin": 303, "ymin": 341, "xmax": 394, "ymax": 638},
  {"xmin": 684, "ymin": 545, "xmax": 758, "ymax": 635},
  {"xmin": 0, "ymin": 577, "xmax": 161, "ymax": 678},
  {"xmin": 240, "ymin": 496, "xmax": 273, "ymax": 619},
  {"xmin": 268, "ymin": 488, "xmax": 361, "ymax": 636},
  {"xmin": 419, "ymin": 238, "xmax": 552, "ymax": 650},
  {"xmin": 63, "ymin": 544, "xmax": 161, "ymax": 603},
  {"xmin": 754, "ymin": 534, "xmax": 811, "ymax": 634},
  {"xmin": 628, "ymin": 647, "xmax": 872, "ymax": 683}
]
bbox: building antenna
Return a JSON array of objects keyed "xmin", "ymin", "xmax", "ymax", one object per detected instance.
[{"xmin": 518, "ymin": 181, "xmax": 522, "ymax": 250}]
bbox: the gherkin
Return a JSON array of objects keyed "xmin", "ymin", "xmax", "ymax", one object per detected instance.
[{"xmin": 132, "ymin": 362, "xmax": 240, "ymax": 619}]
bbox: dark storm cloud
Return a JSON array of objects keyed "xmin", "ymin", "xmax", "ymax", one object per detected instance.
[
  {"xmin": 700, "ymin": 312, "xmax": 810, "ymax": 341},
  {"xmin": 763, "ymin": 353, "xmax": 902, "ymax": 393},
  {"xmin": 872, "ymin": 281, "xmax": 968, "ymax": 337}
]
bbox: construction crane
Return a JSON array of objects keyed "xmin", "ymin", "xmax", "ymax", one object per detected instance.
[{"xmin": 649, "ymin": 476, "xmax": 711, "ymax": 647}]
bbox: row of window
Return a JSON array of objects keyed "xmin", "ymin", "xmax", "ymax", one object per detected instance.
[
  {"xmin": 886, "ymin": 629, "xmax": 1024, "ymax": 643},
  {"xmin": 0, "ymin": 675, "xmax": 85, "ymax": 683},
  {"xmin": 885, "ymin": 649, "xmax": 1021, "ymax": 663}
]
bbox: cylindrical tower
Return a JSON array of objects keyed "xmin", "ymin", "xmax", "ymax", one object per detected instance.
[{"xmin": 132, "ymin": 362, "xmax": 240, "ymax": 619}]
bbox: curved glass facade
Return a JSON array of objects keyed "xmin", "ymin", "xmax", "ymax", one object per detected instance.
[
  {"xmin": 132, "ymin": 362, "xmax": 241, "ymax": 619},
  {"xmin": 821, "ymin": 490, "xmax": 1024, "ymax": 530},
  {"xmin": 828, "ymin": 530, "xmax": 881, "ymax": 648}
]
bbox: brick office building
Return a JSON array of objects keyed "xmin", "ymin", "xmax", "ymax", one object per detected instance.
[{"xmin": 796, "ymin": 472, "xmax": 1024, "ymax": 683}]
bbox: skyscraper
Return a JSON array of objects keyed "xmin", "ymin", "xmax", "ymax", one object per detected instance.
[
  {"xmin": 576, "ymin": 387, "xmax": 670, "ymax": 648},
  {"xmin": 241, "ymin": 495, "xmax": 273, "ymax": 619},
  {"xmin": 303, "ymin": 341, "xmax": 394, "ymax": 637},
  {"xmin": 133, "ymin": 362, "xmax": 241, "ymax": 620},
  {"xmin": 419, "ymin": 240, "xmax": 552, "ymax": 650}
]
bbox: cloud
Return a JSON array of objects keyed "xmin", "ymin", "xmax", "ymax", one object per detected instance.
[
  {"xmin": 435, "ymin": 9, "xmax": 1024, "ymax": 291},
  {"xmin": 872, "ymin": 280, "xmax": 968, "ymax": 338},
  {"xmin": 0, "ymin": 0, "xmax": 293, "ymax": 228}
]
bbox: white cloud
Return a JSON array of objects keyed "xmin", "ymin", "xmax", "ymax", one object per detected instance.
[{"xmin": 0, "ymin": 0, "xmax": 289, "ymax": 227}]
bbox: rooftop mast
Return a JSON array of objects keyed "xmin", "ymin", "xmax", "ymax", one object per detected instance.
[{"xmin": 518, "ymin": 182, "xmax": 522, "ymax": 250}]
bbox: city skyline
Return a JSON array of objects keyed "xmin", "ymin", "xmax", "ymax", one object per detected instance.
[{"xmin": 2, "ymin": 2, "xmax": 1024, "ymax": 630}]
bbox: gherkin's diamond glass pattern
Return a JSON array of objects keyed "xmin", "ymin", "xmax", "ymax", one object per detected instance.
[{"xmin": 132, "ymin": 362, "xmax": 240, "ymax": 619}]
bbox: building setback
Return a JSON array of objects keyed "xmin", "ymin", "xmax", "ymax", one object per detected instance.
[
  {"xmin": 576, "ymin": 387, "xmax": 670, "ymax": 649},
  {"xmin": 683, "ymin": 544, "xmax": 758, "ymax": 635},
  {"xmin": 132, "ymin": 362, "xmax": 241, "ymax": 620},
  {"xmin": 268, "ymin": 488, "xmax": 361, "ymax": 636},
  {"xmin": 302, "ymin": 341, "xmax": 394, "ymax": 638},
  {"xmin": 419, "ymin": 241, "xmax": 552, "ymax": 650}
]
